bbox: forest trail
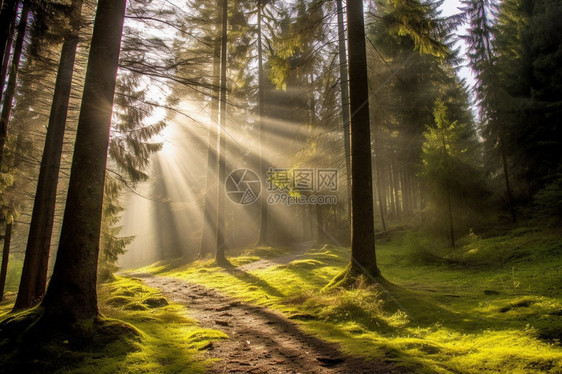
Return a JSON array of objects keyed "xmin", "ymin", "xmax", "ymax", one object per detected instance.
[{"xmin": 130, "ymin": 245, "xmax": 402, "ymax": 373}]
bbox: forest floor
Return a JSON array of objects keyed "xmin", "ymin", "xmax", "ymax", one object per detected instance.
[
  {"xmin": 132, "ymin": 226, "xmax": 562, "ymax": 373},
  {"xmin": 131, "ymin": 273, "xmax": 401, "ymax": 373},
  {"xmin": 2, "ymin": 226, "xmax": 561, "ymax": 373}
]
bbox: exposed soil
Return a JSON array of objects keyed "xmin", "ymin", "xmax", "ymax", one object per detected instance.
[
  {"xmin": 130, "ymin": 244, "xmax": 405, "ymax": 373},
  {"xmin": 134, "ymin": 274, "xmax": 403, "ymax": 373}
]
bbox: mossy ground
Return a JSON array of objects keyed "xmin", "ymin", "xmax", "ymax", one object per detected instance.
[
  {"xmin": 138, "ymin": 228, "xmax": 562, "ymax": 373},
  {"xmin": 0, "ymin": 276, "xmax": 226, "ymax": 373}
]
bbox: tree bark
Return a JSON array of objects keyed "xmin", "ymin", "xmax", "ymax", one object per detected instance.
[
  {"xmin": 373, "ymin": 122, "xmax": 386, "ymax": 231},
  {"xmin": 446, "ymin": 184, "xmax": 455, "ymax": 247},
  {"xmin": 391, "ymin": 154, "xmax": 401, "ymax": 215},
  {"xmin": 0, "ymin": 221, "xmax": 12, "ymax": 301},
  {"xmin": 0, "ymin": 0, "xmax": 17, "ymax": 101},
  {"xmin": 336, "ymin": 0, "xmax": 352, "ymax": 229},
  {"xmin": 40, "ymin": 0, "xmax": 127, "ymax": 323},
  {"xmin": 388, "ymin": 164, "xmax": 395, "ymax": 215},
  {"xmin": 14, "ymin": 0, "xmax": 84, "ymax": 311},
  {"xmin": 199, "ymin": 4, "xmax": 221, "ymax": 258},
  {"xmin": 256, "ymin": 0, "xmax": 268, "ymax": 245},
  {"xmin": 375, "ymin": 160, "xmax": 386, "ymax": 231},
  {"xmin": 499, "ymin": 137, "xmax": 517, "ymax": 223},
  {"xmin": 199, "ymin": 143, "xmax": 219, "ymax": 257},
  {"xmin": 215, "ymin": 0, "xmax": 228, "ymax": 266},
  {"xmin": 0, "ymin": 0, "xmax": 28, "ymax": 168},
  {"xmin": 347, "ymin": 0, "xmax": 379, "ymax": 276}
]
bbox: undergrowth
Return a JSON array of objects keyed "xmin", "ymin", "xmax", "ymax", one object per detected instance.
[
  {"xmin": 146, "ymin": 227, "xmax": 562, "ymax": 373},
  {"xmin": 0, "ymin": 276, "xmax": 226, "ymax": 373}
]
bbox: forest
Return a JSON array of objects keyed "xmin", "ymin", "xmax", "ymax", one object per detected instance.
[{"xmin": 0, "ymin": 0, "xmax": 561, "ymax": 372}]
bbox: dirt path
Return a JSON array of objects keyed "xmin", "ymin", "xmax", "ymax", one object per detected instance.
[
  {"xmin": 129, "ymin": 244, "xmax": 404, "ymax": 373},
  {"xmin": 131, "ymin": 272, "xmax": 403, "ymax": 374}
]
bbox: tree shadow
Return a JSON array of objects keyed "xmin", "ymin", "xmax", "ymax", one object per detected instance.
[
  {"xmin": 368, "ymin": 276, "xmax": 559, "ymax": 336},
  {"xmin": 224, "ymin": 268, "xmax": 286, "ymax": 298},
  {"xmin": 0, "ymin": 310, "xmax": 140, "ymax": 373}
]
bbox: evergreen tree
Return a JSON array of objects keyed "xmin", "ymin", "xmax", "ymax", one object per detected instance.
[
  {"xmin": 215, "ymin": 0, "xmax": 229, "ymax": 266},
  {"xmin": 98, "ymin": 176, "xmax": 134, "ymax": 282},
  {"xmin": 495, "ymin": 0, "xmax": 562, "ymax": 195},
  {"xmin": 333, "ymin": 0, "xmax": 380, "ymax": 285},
  {"xmin": 40, "ymin": 0, "xmax": 127, "ymax": 323},
  {"xmin": 199, "ymin": 0, "xmax": 222, "ymax": 258},
  {"xmin": 364, "ymin": 0, "xmax": 465, "ymax": 223},
  {"xmin": 462, "ymin": 0, "xmax": 517, "ymax": 221},
  {"xmin": 100, "ymin": 72, "xmax": 165, "ymax": 277},
  {"xmin": 421, "ymin": 99, "xmax": 487, "ymax": 245},
  {"xmin": 0, "ymin": 207, "xmax": 15, "ymax": 300},
  {"xmin": 256, "ymin": 0, "xmax": 269, "ymax": 245},
  {"xmin": 14, "ymin": 0, "xmax": 85, "ymax": 311},
  {"xmin": 0, "ymin": 0, "xmax": 18, "ymax": 98},
  {"xmin": 0, "ymin": 0, "xmax": 29, "ymax": 167},
  {"xmin": 336, "ymin": 0, "xmax": 352, "ymax": 228}
]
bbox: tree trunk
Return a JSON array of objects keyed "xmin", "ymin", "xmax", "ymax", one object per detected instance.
[
  {"xmin": 0, "ymin": 0, "xmax": 17, "ymax": 101},
  {"xmin": 152, "ymin": 161, "xmax": 183, "ymax": 259},
  {"xmin": 336, "ymin": 0, "xmax": 352, "ymax": 228},
  {"xmin": 373, "ymin": 124, "xmax": 386, "ymax": 231},
  {"xmin": 40, "ymin": 0, "xmax": 127, "ymax": 323},
  {"xmin": 0, "ymin": 0, "xmax": 28, "ymax": 168},
  {"xmin": 401, "ymin": 170, "xmax": 410, "ymax": 215},
  {"xmin": 388, "ymin": 164, "xmax": 396, "ymax": 215},
  {"xmin": 446, "ymin": 184, "xmax": 455, "ymax": 247},
  {"xmin": 256, "ymin": 0, "xmax": 269, "ymax": 245},
  {"xmin": 14, "ymin": 0, "xmax": 84, "ymax": 311},
  {"xmin": 0, "ymin": 221, "xmax": 13, "ymax": 301},
  {"xmin": 347, "ymin": 0, "xmax": 379, "ymax": 276},
  {"xmin": 215, "ymin": 0, "xmax": 228, "ymax": 266},
  {"xmin": 375, "ymin": 163, "xmax": 386, "ymax": 231},
  {"xmin": 499, "ymin": 137, "xmax": 517, "ymax": 223},
  {"xmin": 391, "ymin": 154, "xmax": 401, "ymax": 215},
  {"xmin": 199, "ymin": 2, "xmax": 222, "ymax": 258},
  {"xmin": 0, "ymin": 31, "xmax": 13, "ymax": 105}
]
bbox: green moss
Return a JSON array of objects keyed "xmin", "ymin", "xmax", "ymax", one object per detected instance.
[
  {"xmin": 142, "ymin": 297, "xmax": 168, "ymax": 308},
  {"xmin": 0, "ymin": 276, "xmax": 226, "ymax": 373},
  {"xmin": 151, "ymin": 228, "xmax": 562, "ymax": 373},
  {"xmin": 106, "ymin": 296, "xmax": 130, "ymax": 307},
  {"xmin": 228, "ymin": 256, "xmax": 260, "ymax": 267}
]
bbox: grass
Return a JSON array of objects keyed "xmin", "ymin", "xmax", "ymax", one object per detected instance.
[
  {"xmin": 0, "ymin": 254, "xmax": 23, "ymax": 298},
  {"xmin": 0, "ymin": 276, "xmax": 227, "ymax": 373},
  {"xmin": 141, "ymin": 227, "xmax": 562, "ymax": 373}
]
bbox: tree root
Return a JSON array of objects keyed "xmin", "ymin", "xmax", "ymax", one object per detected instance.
[
  {"xmin": 0, "ymin": 308, "xmax": 141, "ymax": 373},
  {"xmin": 322, "ymin": 262, "xmax": 382, "ymax": 291}
]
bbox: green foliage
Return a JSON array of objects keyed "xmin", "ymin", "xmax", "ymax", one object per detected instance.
[
  {"xmin": 0, "ymin": 277, "xmax": 226, "ymax": 373},
  {"xmin": 381, "ymin": 0, "xmax": 451, "ymax": 58},
  {"xmin": 421, "ymin": 99, "xmax": 489, "ymax": 234},
  {"xmin": 136, "ymin": 227, "xmax": 562, "ymax": 373},
  {"xmin": 0, "ymin": 255, "xmax": 22, "ymax": 294},
  {"xmin": 365, "ymin": 0, "xmax": 473, "ymax": 222},
  {"xmin": 468, "ymin": 0, "xmax": 562, "ymax": 201},
  {"xmin": 0, "ymin": 173, "xmax": 14, "ymax": 195},
  {"xmin": 98, "ymin": 177, "xmax": 135, "ymax": 283},
  {"xmin": 99, "ymin": 71, "xmax": 167, "ymax": 281},
  {"xmin": 111, "ymin": 75, "xmax": 165, "ymax": 184},
  {"xmin": 532, "ymin": 172, "xmax": 562, "ymax": 224}
]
